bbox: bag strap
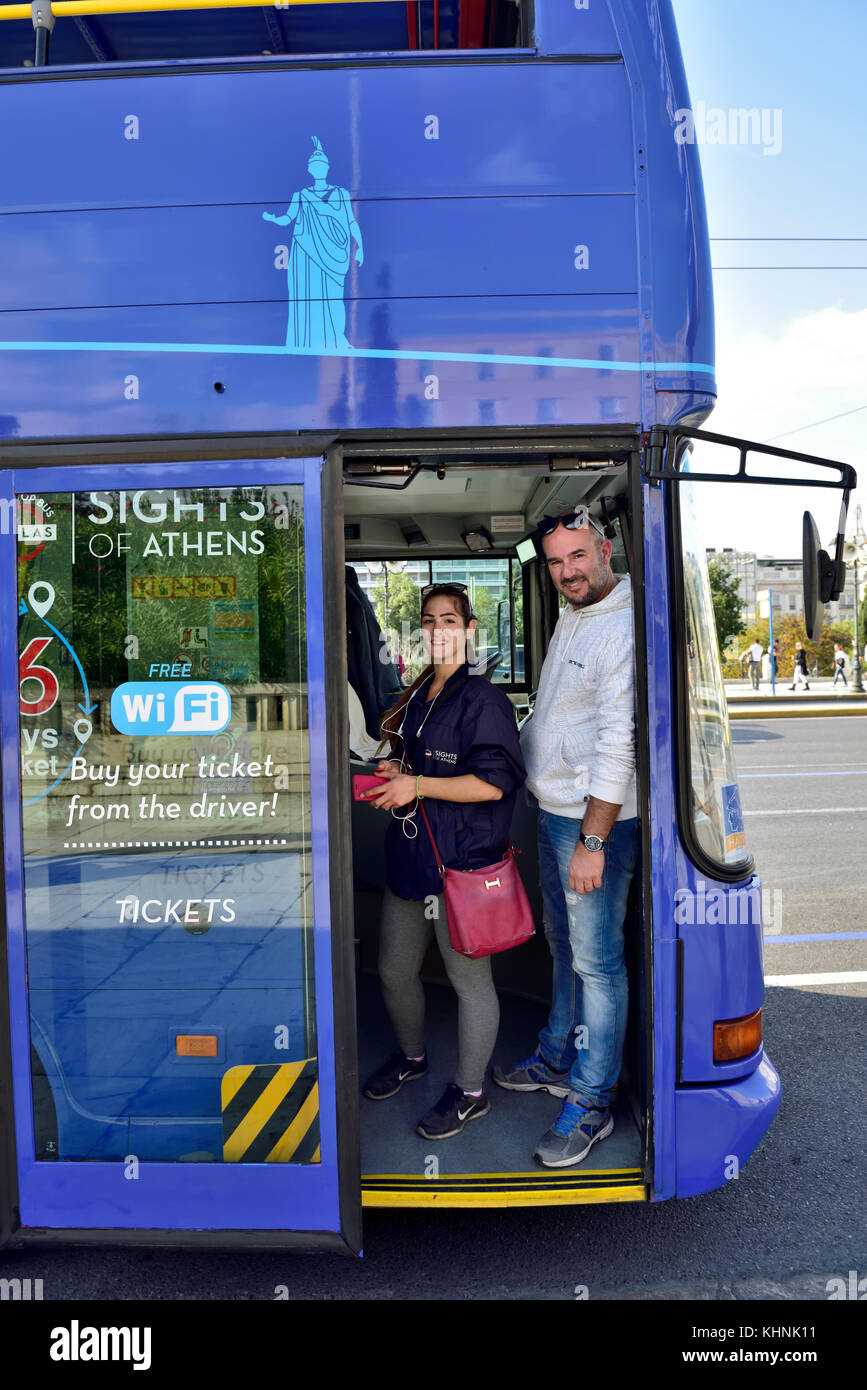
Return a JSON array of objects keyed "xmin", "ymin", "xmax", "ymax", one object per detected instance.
[
  {"xmin": 418, "ymin": 801, "xmax": 446, "ymax": 879},
  {"xmin": 419, "ymin": 799, "xmax": 517, "ymax": 875}
]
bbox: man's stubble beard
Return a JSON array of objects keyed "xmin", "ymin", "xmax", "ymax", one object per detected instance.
[{"xmin": 561, "ymin": 565, "xmax": 612, "ymax": 610}]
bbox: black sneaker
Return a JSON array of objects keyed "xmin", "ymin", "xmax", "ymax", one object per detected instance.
[
  {"xmin": 416, "ymin": 1082, "xmax": 491, "ymax": 1139},
  {"xmin": 363, "ymin": 1049, "xmax": 428, "ymax": 1100}
]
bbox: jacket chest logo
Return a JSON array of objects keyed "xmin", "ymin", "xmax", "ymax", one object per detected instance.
[{"xmin": 425, "ymin": 749, "xmax": 458, "ymax": 764}]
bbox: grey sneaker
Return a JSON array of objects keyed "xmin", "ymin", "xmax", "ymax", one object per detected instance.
[
  {"xmin": 492, "ymin": 1049, "xmax": 572, "ymax": 1098},
  {"xmin": 533, "ymin": 1092, "xmax": 614, "ymax": 1168}
]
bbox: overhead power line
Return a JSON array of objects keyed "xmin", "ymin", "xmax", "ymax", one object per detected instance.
[
  {"xmin": 712, "ymin": 265, "xmax": 867, "ymax": 270},
  {"xmin": 762, "ymin": 404, "xmax": 867, "ymax": 444},
  {"xmin": 710, "ymin": 237, "xmax": 867, "ymax": 242}
]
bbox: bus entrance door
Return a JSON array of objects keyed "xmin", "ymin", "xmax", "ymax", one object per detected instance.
[{"xmin": 0, "ymin": 456, "xmax": 360, "ymax": 1252}]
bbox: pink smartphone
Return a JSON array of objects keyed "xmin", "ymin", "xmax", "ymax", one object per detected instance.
[{"xmin": 353, "ymin": 774, "xmax": 389, "ymax": 801}]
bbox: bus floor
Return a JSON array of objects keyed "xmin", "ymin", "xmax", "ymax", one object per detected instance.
[{"xmin": 356, "ymin": 971, "xmax": 647, "ymax": 1207}]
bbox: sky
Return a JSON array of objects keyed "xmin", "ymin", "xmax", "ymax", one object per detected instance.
[{"xmin": 670, "ymin": 0, "xmax": 867, "ymax": 560}]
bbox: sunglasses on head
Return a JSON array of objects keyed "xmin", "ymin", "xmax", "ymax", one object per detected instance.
[
  {"xmin": 420, "ymin": 582, "xmax": 469, "ymax": 598},
  {"xmin": 535, "ymin": 507, "xmax": 606, "ymax": 540}
]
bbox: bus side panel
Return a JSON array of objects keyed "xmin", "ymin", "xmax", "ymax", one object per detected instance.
[
  {"xmin": 611, "ymin": 0, "xmax": 717, "ymax": 429},
  {"xmin": 0, "ymin": 300, "xmax": 644, "ymax": 439},
  {"xmin": 0, "ymin": 53, "xmax": 716, "ymax": 441},
  {"xmin": 674, "ymin": 1053, "xmax": 781, "ymax": 1199},
  {"xmin": 676, "ymin": 859, "xmax": 766, "ymax": 1083}
]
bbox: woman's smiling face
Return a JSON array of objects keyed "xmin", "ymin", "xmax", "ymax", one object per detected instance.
[{"xmin": 421, "ymin": 595, "xmax": 476, "ymax": 665}]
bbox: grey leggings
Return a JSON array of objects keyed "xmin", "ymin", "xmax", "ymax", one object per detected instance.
[{"xmin": 378, "ymin": 885, "xmax": 501, "ymax": 1093}]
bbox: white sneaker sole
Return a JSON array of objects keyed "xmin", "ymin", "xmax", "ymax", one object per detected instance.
[
  {"xmin": 416, "ymin": 1101, "xmax": 491, "ymax": 1140},
  {"xmin": 493, "ymin": 1073, "xmax": 571, "ymax": 1098},
  {"xmin": 363, "ymin": 1068, "xmax": 427, "ymax": 1100},
  {"xmin": 534, "ymin": 1115, "xmax": 615, "ymax": 1168}
]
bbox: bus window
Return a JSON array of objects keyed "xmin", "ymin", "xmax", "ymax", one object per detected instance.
[
  {"xmin": 430, "ymin": 556, "xmax": 524, "ymax": 683},
  {"xmin": 0, "ymin": 0, "xmax": 528, "ymax": 69},
  {"xmin": 677, "ymin": 483, "xmax": 750, "ymax": 870},
  {"xmin": 348, "ymin": 554, "xmax": 526, "ymax": 687}
]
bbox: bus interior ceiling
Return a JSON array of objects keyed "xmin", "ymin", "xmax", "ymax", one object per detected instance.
[{"xmin": 344, "ymin": 452, "xmax": 648, "ymax": 1188}]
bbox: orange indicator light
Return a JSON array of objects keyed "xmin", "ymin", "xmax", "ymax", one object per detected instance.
[
  {"xmin": 176, "ymin": 1035, "xmax": 218, "ymax": 1057},
  {"xmin": 713, "ymin": 1008, "xmax": 762, "ymax": 1063}
]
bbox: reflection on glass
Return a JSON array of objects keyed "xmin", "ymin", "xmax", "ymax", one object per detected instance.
[
  {"xmin": 680, "ymin": 484, "xmax": 750, "ymax": 868},
  {"xmin": 18, "ymin": 485, "xmax": 319, "ymax": 1164},
  {"xmin": 431, "ymin": 556, "xmax": 522, "ymax": 682},
  {"xmin": 352, "ymin": 554, "xmax": 526, "ymax": 685}
]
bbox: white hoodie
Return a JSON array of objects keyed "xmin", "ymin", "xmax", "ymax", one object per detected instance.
[{"xmin": 520, "ymin": 575, "xmax": 636, "ymax": 820}]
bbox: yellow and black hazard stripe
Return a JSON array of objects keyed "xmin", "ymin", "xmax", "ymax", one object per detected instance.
[{"xmin": 221, "ymin": 1060, "xmax": 320, "ymax": 1164}]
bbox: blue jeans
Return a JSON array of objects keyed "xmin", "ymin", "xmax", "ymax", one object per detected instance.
[{"xmin": 536, "ymin": 809, "xmax": 639, "ymax": 1109}]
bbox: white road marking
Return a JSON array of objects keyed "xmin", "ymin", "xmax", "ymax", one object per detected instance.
[
  {"xmin": 740, "ymin": 770, "xmax": 867, "ymax": 779},
  {"xmin": 765, "ymin": 971, "xmax": 867, "ymax": 987},
  {"xmin": 739, "ymin": 761, "xmax": 867, "ymax": 771},
  {"xmin": 743, "ymin": 807, "xmax": 867, "ymax": 816}
]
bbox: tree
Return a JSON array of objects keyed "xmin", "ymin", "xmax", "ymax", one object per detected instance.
[
  {"xmin": 467, "ymin": 585, "xmax": 499, "ymax": 653},
  {"xmin": 370, "ymin": 570, "xmax": 422, "ymax": 665},
  {"xmin": 735, "ymin": 613, "xmax": 855, "ymax": 678},
  {"xmin": 707, "ymin": 558, "xmax": 746, "ymax": 662}
]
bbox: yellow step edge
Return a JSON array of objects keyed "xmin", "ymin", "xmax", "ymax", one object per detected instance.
[{"xmin": 363, "ymin": 1185, "xmax": 648, "ymax": 1208}]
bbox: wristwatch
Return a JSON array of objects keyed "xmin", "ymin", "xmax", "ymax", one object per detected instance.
[{"xmin": 580, "ymin": 833, "xmax": 606, "ymax": 852}]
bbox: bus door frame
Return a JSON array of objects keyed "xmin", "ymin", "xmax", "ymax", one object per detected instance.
[
  {"xmin": 641, "ymin": 424, "xmax": 856, "ymax": 1200},
  {"xmin": 337, "ymin": 432, "xmax": 657, "ymax": 1198}
]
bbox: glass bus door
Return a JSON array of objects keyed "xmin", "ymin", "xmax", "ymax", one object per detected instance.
[{"xmin": 1, "ymin": 457, "xmax": 360, "ymax": 1251}]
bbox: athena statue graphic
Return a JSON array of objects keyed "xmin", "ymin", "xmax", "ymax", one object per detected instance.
[{"xmin": 263, "ymin": 136, "xmax": 364, "ymax": 351}]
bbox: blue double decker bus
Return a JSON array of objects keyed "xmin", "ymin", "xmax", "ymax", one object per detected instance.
[{"xmin": 0, "ymin": 0, "xmax": 854, "ymax": 1254}]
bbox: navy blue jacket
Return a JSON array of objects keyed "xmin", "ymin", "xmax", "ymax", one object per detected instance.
[
  {"xmin": 385, "ymin": 664, "xmax": 527, "ymax": 900},
  {"xmin": 345, "ymin": 566, "xmax": 402, "ymax": 737}
]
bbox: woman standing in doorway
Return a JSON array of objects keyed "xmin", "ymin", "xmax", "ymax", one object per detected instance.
[{"xmin": 359, "ymin": 583, "xmax": 526, "ymax": 1139}]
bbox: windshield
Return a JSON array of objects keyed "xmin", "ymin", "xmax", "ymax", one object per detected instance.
[{"xmin": 678, "ymin": 481, "xmax": 750, "ymax": 869}]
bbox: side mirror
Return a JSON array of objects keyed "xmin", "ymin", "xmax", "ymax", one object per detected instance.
[{"xmin": 802, "ymin": 511, "xmax": 845, "ymax": 641}]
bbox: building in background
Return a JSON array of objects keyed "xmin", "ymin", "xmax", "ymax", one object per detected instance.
[{"xmin": 707, "ymin": 548, "xmax": 855, "ymax": 624}]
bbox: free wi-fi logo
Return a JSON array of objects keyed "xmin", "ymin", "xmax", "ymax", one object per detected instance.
[{"xmin": 111, "ymin": 681, "xmax": 231, "ymax": 736}]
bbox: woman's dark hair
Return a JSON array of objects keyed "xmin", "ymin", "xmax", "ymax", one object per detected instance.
[
  {"xmin": 376, "ymin": 585, "xmax": 475, "ymax": 753},
  {"xmin": 421, "ymin": 584, "xmax": 474, "ymax": 626}
]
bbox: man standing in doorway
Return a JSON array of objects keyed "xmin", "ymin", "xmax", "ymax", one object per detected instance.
[{"xmin": 494, "ymin": 508, "xmax": 638, "ymax": 1166}]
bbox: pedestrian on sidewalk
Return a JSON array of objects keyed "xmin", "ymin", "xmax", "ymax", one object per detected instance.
[
  {"xmin": 833, "ymin": 643, "xmax": 849, "ymax": 688},
  {"xmin": 790, "ymin": 641, "xmax": 810, "ymax": 691},
  {"xmin": 740, "ymin": 639, "xmax": 764, "ymax": 691}
]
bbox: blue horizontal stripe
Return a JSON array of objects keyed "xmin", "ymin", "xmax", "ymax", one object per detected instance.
[
  {"xmin": 764, "ymin": 931, "xmax": 867, "ymax": 943},
  {"xmin": 0, "ymin": 340, "xmax": 715, "ymax": 374}
]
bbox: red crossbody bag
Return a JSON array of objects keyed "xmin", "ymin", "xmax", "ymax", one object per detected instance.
[{"xmin": 418, "ymin": 801, "xmax": 536, "ymax": 960}]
